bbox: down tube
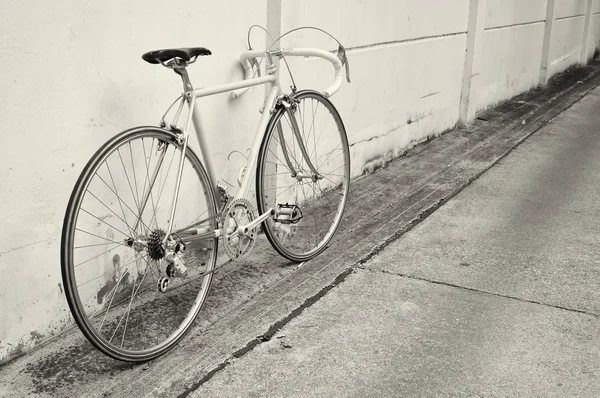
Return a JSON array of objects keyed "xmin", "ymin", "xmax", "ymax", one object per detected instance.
[{"xmin": 236, "ymin": 86, "xmax": 280, "ymax": 201}]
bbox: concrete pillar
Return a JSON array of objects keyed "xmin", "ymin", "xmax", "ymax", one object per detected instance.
[
  {"xmin": 539, "ymin": 0, "xmax": 557, "ymax": 86},
  {"xmin": 580, "ymin": 0, "xmax": 594, "ymax": 64},
  {"xmin": 263, "ymin": 0, "xmax": 282, "ymax": 202},
  {"xmin": 459, "ymin": 0, "xmax": 486, "ymax": 127},
  {"xmin": 266, "ymin": 0, "xmax": 281, "ymax": 85}
]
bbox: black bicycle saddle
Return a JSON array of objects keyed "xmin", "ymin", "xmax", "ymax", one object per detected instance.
[{"xmin": 142, "ymin": 47, "xmax": 212, "ymax": 64}]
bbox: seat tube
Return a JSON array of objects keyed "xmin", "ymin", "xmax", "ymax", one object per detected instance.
[{"xmin": 191, "ymin": 101, "xmax": 219, "ymax": 196}]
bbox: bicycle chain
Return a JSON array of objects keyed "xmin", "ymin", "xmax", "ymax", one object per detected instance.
[{"xmin": 172, "ymin": 215, "xmax": 217, "ymax": 235}]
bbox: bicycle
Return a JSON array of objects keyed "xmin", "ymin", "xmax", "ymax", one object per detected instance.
[{"xmin": 61, "ymin": 27, "xmax": 351, "ymax": 362}]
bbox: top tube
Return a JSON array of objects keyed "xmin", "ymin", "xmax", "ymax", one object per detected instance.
[{"xmin": 193, "ymin": 74, "xmax": 276, "ymax": 99}]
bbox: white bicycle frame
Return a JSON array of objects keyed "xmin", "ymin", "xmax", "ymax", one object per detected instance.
[{"xmin": 160, "ymin": 48, "xmax": 344, "ymax": 241}]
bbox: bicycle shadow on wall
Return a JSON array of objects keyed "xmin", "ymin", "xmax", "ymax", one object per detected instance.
[{"xmin": 24, "ymin": 240, "xmax": 299, "ymax": 395}]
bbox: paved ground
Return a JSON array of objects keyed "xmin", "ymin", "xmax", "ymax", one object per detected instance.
[
  {"xmin": 191, "ymin": 86, "xmax": 600, "ymax": 397},
  {"xmin": 1, "ymin": 63, "xmax": 600, "ymax": 397}
]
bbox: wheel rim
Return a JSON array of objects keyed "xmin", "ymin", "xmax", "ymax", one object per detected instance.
[
  {"xmin": 258, "ymin": 92, "xmax": 350, "ymax": 260},
  {"xmin": 63, "ymin": 128, "xmax": 217, "ymax": 360}
]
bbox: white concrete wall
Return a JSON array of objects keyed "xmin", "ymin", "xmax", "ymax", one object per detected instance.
[
  {"xmin": 549, "ymin": 0, "xmax": 588, "ymax": 76},
  {"xmin": 477, "ymin": 0, "xmax": 547, "ymax": 111},
  {"xmin": 2, "ymin": 0, "xmax": 600, "ymax": 362},
  {"xmin": 280, "ymin": 0, "xmax": 470, "ymax": 176}
]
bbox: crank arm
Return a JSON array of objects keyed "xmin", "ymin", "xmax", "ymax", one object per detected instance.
[{"xmin": 235, "ymin": 208, "xmax": 274, "ymax": 237}]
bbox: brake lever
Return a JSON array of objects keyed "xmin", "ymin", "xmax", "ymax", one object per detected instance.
[{"xmin": 336, "ymin": 44, "xmax": 351, "ymax": 83}]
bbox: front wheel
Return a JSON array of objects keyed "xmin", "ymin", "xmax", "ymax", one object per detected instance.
[
  {"xmin": 256, "ymin": 90, "xmax": 350, "ymax": 262},
  {"xmin": 61, "ymin": 126, "xmax": 218, "ymax": 362}
]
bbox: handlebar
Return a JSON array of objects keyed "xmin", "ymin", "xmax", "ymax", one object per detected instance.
[{"xmin": 231, "ymin": 48, "xmax": 345, "ymax": 99}]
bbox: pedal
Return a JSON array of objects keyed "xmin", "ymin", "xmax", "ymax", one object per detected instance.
[{"xmin": 274, "ymin": 204, "xmax": 303, "ymax": 224}]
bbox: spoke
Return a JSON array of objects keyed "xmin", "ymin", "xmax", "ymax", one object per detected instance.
[
  {"xmin": 75, "ymin": 228, "xmax": 126, "ymax": 246},
  {"xmin": 173, "ymin": 211, "xmax": 214, "ymax": 234},
  {"xmin": 106, "ymin": 162, "xmax": 136, "ymax": 238},
  {"xmin": 281, "ymin": 115, "xmax": 303, "ymax": 168},
  {"xmin": 322, "ymin": 174, "xmax": 343, "ymax": 188},
  {"xmin": 117, "ymin": 147, "xmax": 141, "ymax": 214},
  {"xmin": 299, "ymin": 98, "xmax": 307, "ymax": 142},
  {"xmin": 136, "ymin": 252, "xmax": 161, "ymax": 280},
  {"xmin": 304, "ymin": 99, "xmax": 318, "ymax": 148},
  {"xmin": 273, "ymin": 129, "xmax": 301, "ymax": 171},
  {"xmin": 120, "ymin": 272, "xmax": 141, "ymax": 347},
  {"xmin": 99, "ymin": 271, "xmax": 128, "ymax": 333},
  {"xmin": 129, "ymin": 142, "xmax": 142, "ymax": 227},
  {"xmin": 312, "ymin": 101, "xmax": 319, "ymax": 172},
  {"xmin": 314, "ymin": 180, "xmax": 334, "ymax": 210},
  {"xmin": 75, "ymin": 241, "xmax": 129, "ymax": 249},
  {"xmin": 317, "ymin": 147, "xmax": 344, "ymax": 170},
  {"xmin": 138, "ymin": 138, "xmax": 150, "ymax": 221},
  {"xmin": 274, "ymin": 182, "xmax": 297, "ymax": 200},
  {"xmin": 319, "ymin": 163, "xmax": 346, "ymax": 180},
  {"xmin": 87, "ymin": 255, "xmax": 146, "ymax": 319},
  {"xmin": 75, "ymin": 243, "xmax": 122, "ymax": 269},
  {"xmin": 85, "ymin": 189, "xmax": 151, "ymax": 235},
  {"xmin": 267, "ymin": 148, "xmax": 293, "ymax": 173},
  {"xmin": 263, "ymin": 160, "xmax": 290, "ymax": 167},
  {"xmin": 298, "ymin": 182, "xmax": 315, "ymax": 246},
  {"xmin": 142, "ymin": 139, "xmax": 160, "ymax": 230},
  {"xmin": 80, "ymin": 255, "xmax": 141, "ymax": 289},
  {"xmin": 262, "ymin": 182, "xmax": 295, "ymax": 196},
  {"xmin": 80, "ymin": 208, "xmax": 130, "ymax": 239},
  {"xmin": 110, "ymin": 264, "xmax": 150, "ymax": 345},
  {"xmin": 262, "ymin": 171, "xmax": 295, "ymax": 177},
  {"xmin": 309, "ymin": 107, "xmax": 333, "ymax": 161},
  {"xmin": 96, "ymin": 173, "xmax": 153, "ymax": 234},
  {"xmin": 155, "ymin": 145, "xmax": 177, "ymax": 215},
  {"xmin": 305, "ymin": 183, "xmax": 332, "ymax": 244}
]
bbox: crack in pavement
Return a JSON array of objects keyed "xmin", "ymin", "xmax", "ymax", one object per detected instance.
[
  {"xmin": 171, "ymin": 66, "xmax": 600, "ymax": 396},
  {"xmin": 356, "ymin": 265, "xmax": 600, "ymax": 318},
  {"xmin": 176, "ymin": 267, "xmax": 356, "ymax": 398}
]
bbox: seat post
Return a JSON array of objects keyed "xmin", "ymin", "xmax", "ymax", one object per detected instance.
[{"xmin": 173, "ymin": 63, "xmax": 194, "ymax": 92}]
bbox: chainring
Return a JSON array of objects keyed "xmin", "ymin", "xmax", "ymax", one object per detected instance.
[{"xmin": 222, "ymin": 198, "xmax": 257, "ymax": 261}]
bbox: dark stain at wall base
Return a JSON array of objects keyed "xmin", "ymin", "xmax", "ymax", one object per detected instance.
[{"xmin": 24, "ymin": 343, "xmax": 135, "ymax": 395}]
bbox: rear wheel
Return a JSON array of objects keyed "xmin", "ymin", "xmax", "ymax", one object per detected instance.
[
  {"xmin": 256, "ymin": 90, "xmax": 350, "ymax": 262},
  {"xmin": 61, "ymin": 127, "xmax": 218, "ymax": 362}
]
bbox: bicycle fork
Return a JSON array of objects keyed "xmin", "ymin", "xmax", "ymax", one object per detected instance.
[{"xmin": 277, "ymin": 97, "xmax": 323, "ymax": 182}]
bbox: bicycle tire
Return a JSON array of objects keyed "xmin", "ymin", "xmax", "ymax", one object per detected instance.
[
  {"xmin": 61, "ymin": 126, "xmax": 218, "ymax": 362},
  {"xmin": 256, "ymin": 90, "xmax": 350, "ymax": 262}
]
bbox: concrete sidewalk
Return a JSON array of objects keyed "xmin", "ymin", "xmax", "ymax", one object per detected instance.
[
  {"xmin": 192, "ymin": 84, "xmax": 600, "ymax": 398},
  {"xmin": 2, "ymin": 63, "xmax": 600, "ymax": 397}
]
